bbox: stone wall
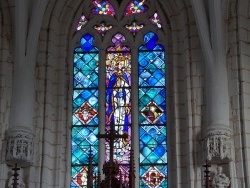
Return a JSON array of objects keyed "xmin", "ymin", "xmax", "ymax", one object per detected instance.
[{"xmin": 0, "ymin": 1, "xmax": 14, "ymax": 187}]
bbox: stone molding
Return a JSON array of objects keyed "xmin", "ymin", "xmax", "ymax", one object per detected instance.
[
  {"xmin": 202, "ymin": 125, "xmax": 232, "ymax": 162},
  {"xmin": 5, "ymin": 126, "xmax": 34, "ymax": 167}
]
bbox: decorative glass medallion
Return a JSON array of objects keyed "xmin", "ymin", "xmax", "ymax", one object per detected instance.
[
  {"xmin": 141, "ymin": 166, "xmax": 166, "ymax": 188},
  {"xmin": 124, "ymin": 0, "xmax": 148, "ymax": 15},
  {"xmin": 92, "ymin": 0, "xmax": 115, "ymax": 16},
  {"xmin": 71, "ymin": 166, "xmax": 98, "ymax": 187},
  {"xmin": 77, "ymin": 15, "xmax": 88, "ymax": 31},
  {"xmin": 149, "ymin": 12, "xmax": 162, "ymax": 28},
  {"xmin": 94, "ymin": 22, "xmax": 113, "ymax": 38},
  {"xmin": 141, "ymin": 100, "xmax": 164, "ymax": 124},
  {"xmin": 125, "ymin": 21, "xmax": 144, "ymax": 37},
  {"xmin": 72, "ymin": 166, "xmax": 88, "ymax": 187},
  {"xmin": 74, "ymin": 102, "xmax": 98, "ymax": 124}
]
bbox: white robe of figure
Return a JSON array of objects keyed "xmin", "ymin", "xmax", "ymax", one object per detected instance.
[{"xmin": 112, "ymin": 75, "xmax": 130, "ymax": 161}]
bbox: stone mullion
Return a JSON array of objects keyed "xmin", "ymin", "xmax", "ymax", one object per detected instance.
[
  {"xmin": 131, "ymin": 46, "xmax": 139, "ymax": 187},
  {"xmin": 98, "ymin": 48, "xmax": 106, "ymax": 180}
]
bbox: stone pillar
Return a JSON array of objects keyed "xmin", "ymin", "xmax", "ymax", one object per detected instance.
[
  {"xmin": 202, "ymin": 64, "xmax": 232, "ymax": 163},
  {"xmin": 202, "ymin": 0, "xmax": 233, "ymax": 163},
  {"xmin": 98, "ymin": 49, "xmax": 106, "ymax": 180},
  {"xmin": 5, "ymin": 0, "xmax": 34, "ymax": 167}
]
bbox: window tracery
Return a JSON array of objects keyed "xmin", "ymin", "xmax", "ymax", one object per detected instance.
[{"xmin": 71, "ymin": 1, "xmax": 167, "ymax": 187}]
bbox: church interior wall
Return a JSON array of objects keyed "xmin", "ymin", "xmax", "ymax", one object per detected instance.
[
  {"xmin": 226, "ymin": 0, "xmax": 250, "ymax": 187},
  {"xmin": 0, "ymin": 0, "xmax": 14, "ymax": 187},
  {"xmin": 0, "ymin": 0, "xmax": 249, "ymax": 187},
  {"xmin": 167, "ymin": 1, "xmax": 205, "ymax": 187}
]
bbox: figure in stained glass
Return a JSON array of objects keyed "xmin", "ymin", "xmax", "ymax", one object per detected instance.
[
  {"xmin": 106, "ymin": 53, "xmax": 131, "ymax": 161},
  {"xmin": 105, "ymin": 34, "xmax": 132, "ymax": 169},
  {"xmin": 106, "ymin": 55, "xmax": 130, "ymax": 127}
]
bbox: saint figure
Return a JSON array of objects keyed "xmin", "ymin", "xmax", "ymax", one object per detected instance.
[{"xmin": 212, "ymin": 166, "xmax": 230, "ymax": 188}]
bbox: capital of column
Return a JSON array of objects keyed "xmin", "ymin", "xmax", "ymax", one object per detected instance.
[
  {"xmin": 5, "ymin": 126, "xmax": 34, "ymax": 167},
  {"xmin": 202, "ymin": 125, "xmax": 232, "ymax": 162}
]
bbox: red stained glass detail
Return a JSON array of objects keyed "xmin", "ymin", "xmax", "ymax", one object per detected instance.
[
  {"xmin": 141, "ymin": 101, "xmax": 164, "ymax": 123},
  {"xmin": 124, "ymin": 0, "xmax": 148, "ymax": 16},
  {"xmin": 72, "ymin": 167, "xmax": 88, "ymax": 186},
  {"xmin": 141, "ymin": 166, "xmax": 166, "ymax": 188},
  {"xmin": 74, "ymin": 102, "xmax": 98, "ymax": 124}
]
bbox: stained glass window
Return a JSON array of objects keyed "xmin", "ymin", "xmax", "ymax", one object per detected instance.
[
  {"xmin": 72, "ymin": 1, "xmax": 167, "ymax": 187},
  {"xmin": 124, "ymin": 0, "xmax": 148, "ymax": 15},
  {"xmin": 149, "ymin": 12, "xmax": 162, "ymax": 28},
  {"xmin": 71, "ymin": 33, "xmax": 99, "ymax": 187},
  {"xmin": 94, "ymin": 22, "xmax": 113, "ymax": 38},
  {"xmin": 92, "ymin": 0, "xmax": 115, "ymax": 16},
  {"xmin": 138, "ymin": 32, "xmax": 167, "ymax": 187},
  {"xmin": 76, "ymin": 15, "xmax": 88, "ymax": 31},
  {"xmin": 125, "ymin": 21, "xmax": 144, "ymax": 37},
  {"xmin": 105, "ymin": 33, "xmax": 132, "ymax": 177}
]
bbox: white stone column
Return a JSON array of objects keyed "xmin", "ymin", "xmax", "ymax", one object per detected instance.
[
  {"xmin": 203, "ymin": 64, "xmax": 232, "ymax": 162},
  {"xmin": 6, "ymin": 0, "xmax": 34, "ymax": 167},
  {"xmin": 131, "ymin": 47, "xmax": 139, "ymax": 187},
  {"xmin": 202, "ymin": 0, "xmax": 232, "ymax": 163},
  {"xmin": 98, "ymin": 49, "xmax": 106, "ymax": 179}
]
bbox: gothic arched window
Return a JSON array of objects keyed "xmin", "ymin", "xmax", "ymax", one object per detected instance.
[{"xmin": 71, "ymin": 1, "xmax": 167, "ymax": 187}]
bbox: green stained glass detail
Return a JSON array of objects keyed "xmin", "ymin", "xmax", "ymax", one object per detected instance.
[
  {"xmin": 149, "ymin": 12, "xmax": 162, "ymax": 28},
  {"xmin": 77, "ymin": 15, "xmax": 88, "ymax": 31}
]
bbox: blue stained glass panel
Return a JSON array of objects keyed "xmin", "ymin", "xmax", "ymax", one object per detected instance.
[
  {"xmin": 139, "ymin": 126, "xmax": 167, "ymax": 163},
  {"xmin": 71, "ymin": 127, "xmax": 99, "ymax": 164},
  {"xmin": 138, "ymin": 32, "xmax": 167, "ymax": 188},
  {"xmin": 72, "ymin": 33, "xmax": 99, "ymax": 188}
]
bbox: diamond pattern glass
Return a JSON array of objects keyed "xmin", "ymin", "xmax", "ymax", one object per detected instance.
[
  {"xmin": 138, "ymin": 32, "xmax": 167, "ymax": 188},
  {"xmin": 71, "ymin": 34, "xmax": 99, "ymax": 187}
]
